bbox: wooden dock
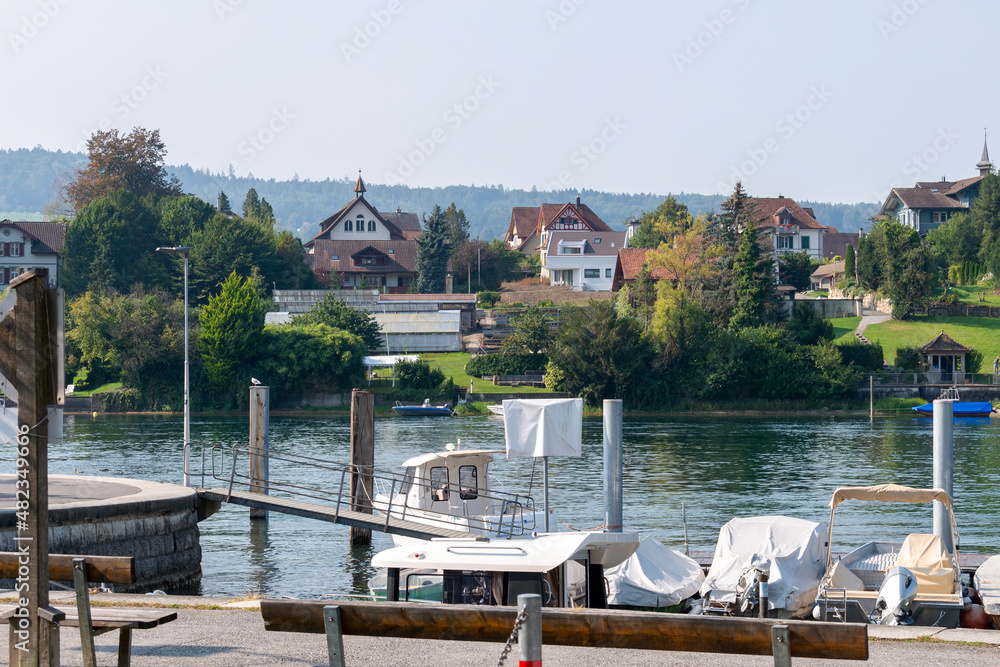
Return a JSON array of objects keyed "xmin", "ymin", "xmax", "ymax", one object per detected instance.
[{"xmin": 197, "ymin": 488, "xmax": 472, "ymax": 541}]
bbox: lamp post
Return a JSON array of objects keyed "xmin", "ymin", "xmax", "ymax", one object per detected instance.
[{"xmin": 157, "ymin": 246, "xmax": 191, "ymax": 486}]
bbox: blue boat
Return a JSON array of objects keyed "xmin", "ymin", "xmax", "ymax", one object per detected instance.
[
  {"xmin": 392, "ymin": 400, "xmax": 454, "ymax": 416},
  {"xmin": 911, "ymin": 401, "xmax": 995, "ymax": 418}
]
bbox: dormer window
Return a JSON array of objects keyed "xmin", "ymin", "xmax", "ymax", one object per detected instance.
[
  {"xmin": 345, "ymin": 220, "xmax": 353, "ymax": 232},
  {"xmin": 368, "ymin": 220, "xmax": 376, "ymax": 232}
]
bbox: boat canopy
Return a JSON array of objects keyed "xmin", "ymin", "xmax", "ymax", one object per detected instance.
[
  {"xmin": 399, "ymin": 450, "xmax": 503, "ymax": 469},
  {"xmin": 372, "ymin": 532, "xmax": 638, "ymax": 573},
  {"xmin": 829, "ymin": 484, "xmax": 953, "ymax": 510}
]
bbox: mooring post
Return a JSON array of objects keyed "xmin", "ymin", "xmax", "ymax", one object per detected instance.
[
  {"xmin": 518, "ymin": 593, "xmax": 542, "ymax": 667},
  {"xmin": 932, "ymin": 398, "xmax": 955, "ymax": 551},
  {"xmin": 603, "ymin": 399, "xmax": 623, "ymax": 533},
  {"xmin": 6, "ymin": 269, "xmax": 60, "ymax": 666},
  {"xmin": 350, "ymin": 389, "xmax": 375, "ymax": 545},
  {"xmin": 249, "ymin": 385, "xmax": 270, "ymax": 520}
]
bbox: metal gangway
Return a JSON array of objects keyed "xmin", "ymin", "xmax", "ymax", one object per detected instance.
[{"xmin": 193, "ymin": 444, "xmax": 537, "ymax": 542}]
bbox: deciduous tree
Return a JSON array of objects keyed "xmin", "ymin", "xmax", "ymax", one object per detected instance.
[
  {"xmin": 198, "ymin": 271, "xmax": 265, "ymax": 392},
  {"xmin": 295, "ymin": 293, "xmax": 382, "ymax": 351}
]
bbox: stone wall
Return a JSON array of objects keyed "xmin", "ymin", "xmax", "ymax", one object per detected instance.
[
  {"xmin": 787, "ymin": 298, "xmax": 862, "ymax": 318},
  {"xmin": 862, "ymin": 293, "xmax": 893, "ymax": 314}
]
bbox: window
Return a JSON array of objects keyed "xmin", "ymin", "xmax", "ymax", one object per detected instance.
[
  {"xmin": 368, "ymin": 220, "xmax": 376, "ymax": 232},
  {"xmin": 777, "ymin": 236, "xmax": 792, "ymax": 250},
  {"xmin": 605, "ymin": 268, "xmax": 612, "ymax": 278},
  {"xmin": 800, "ymin": 236, "xmax": 809, "ymax": 250},
  {"xmin": 593, "ymin": 238, "xmax": 602, "ymax": 244},
  {"xmin": 459, "ymin": 465, "xmax": 478, "ymax": 500},
  {"xmin": 0, "ymin": 243, "xmax": 5, "ymax": 256},
  {"xmin": 345, "ymin": 220, "xmax": 353, "ymax": 232},
  {"xmin": 584, "ymin": 268, "xmax": 600, "ymax": 279},
  {"xmin": 561, "ymin": 246, "xmax": 581, "ymax": 254},
  {"xmin": 430, "ymin": 466, "xmax": 449, "ymax": 501},
  {"xmin": 933, "ymin": 211, "xmax": 949, "ymax": 223}
]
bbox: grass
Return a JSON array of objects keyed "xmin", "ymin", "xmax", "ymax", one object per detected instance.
[
  {"xmin": 806, "ymin": 290, "xmax": 828, "ymax": 298},
  {"xmin": 420, "ymin": 352, "xmax": 554, "ymax": 394},
  {"xmin": 935, "ymin": 284, "xmax": 1000, "ymax": 306},
  {"xmin": 874, "ymin": 397, "xmax": 925, "ymax": 411},
  {"xmin": 863, "ymin": 316, "xmax": 1000, "ymax": 366},
  {"xmin": 830, "ymin": 317, "xmax": 861, "ymax": 343},
  {"xmin": 70, "ymin": 381, "xmax": 122, "ymax": 397}
]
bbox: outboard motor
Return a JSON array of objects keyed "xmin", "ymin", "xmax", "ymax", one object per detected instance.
[
  {"xmin": 734, "ymin": 566, "xmax": 764, "ymax": 617},
  {"xmin": 873, "ymin": 566, "xmax": 918, "ymax": 625}
]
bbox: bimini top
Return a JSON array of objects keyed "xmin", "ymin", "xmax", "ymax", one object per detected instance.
[
  {"xmin": 399, "ymin": 450, "xmax": 504, "ymax": 469},
  {"xmin": 372, "ymin": 532, "xmax": 639, "ymax": 573},
  {"xmin": 829, "ymin": 484, "xmax": 953, "ymax": 511}
]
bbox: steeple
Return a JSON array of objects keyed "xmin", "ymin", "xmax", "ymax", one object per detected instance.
[
  {"xmin": 354, "ymin": 169, "xmax": 366, "ymax": 199},
  {"xmin": 977, "ymin": 130, "xmax": 992, "ymax": 177}
]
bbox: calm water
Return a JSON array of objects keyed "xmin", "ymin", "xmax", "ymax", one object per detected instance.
[{"xmin": 4, "ymin": 412, "xmax": 1000, "ymax": 598}]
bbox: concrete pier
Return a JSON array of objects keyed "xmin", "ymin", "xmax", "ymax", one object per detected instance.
[{"xmin": 0, "ymin": 475, "xmax": 201, "ymax": 592}]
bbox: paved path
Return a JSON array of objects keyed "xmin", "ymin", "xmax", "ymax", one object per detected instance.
[
  {"xmin": 2, "ymin": 595, "xmax": 999, "ymax": 666},
  {"xmin": 856, "ymin": 306, "xmax": 891, "ymax": 338}
]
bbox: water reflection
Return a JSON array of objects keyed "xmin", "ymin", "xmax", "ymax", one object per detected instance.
[{"xmin": 4, "ymin": 412, "xmax": 996, "ymax": 597}]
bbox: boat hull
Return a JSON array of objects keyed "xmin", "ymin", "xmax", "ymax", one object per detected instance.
[
  {"xmin": 392, "ymin": 407, "xmax": 454, "ymax": 416},
  {"xmin": 911, "ymin": 401, "xmax": 995, "ymax": 418}
]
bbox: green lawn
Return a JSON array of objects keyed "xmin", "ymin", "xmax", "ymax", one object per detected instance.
[
  {"xmin": 935, "ymin": 284, "xmax": 1000, "ymax": 306},
  {"xmin": 420, "ymin": 352, "xmax": 554, "ymax": 394},
  {"xmin": 863, "ymin": 316, "xmax": 1000, "ymax": 365},
  {"xmin": 831, "ymin": 317, "xmax": 861, "ymax": 344},
  {"xmin": 70, "ymin": 381, "xmax": 122, "ymax": 397}
]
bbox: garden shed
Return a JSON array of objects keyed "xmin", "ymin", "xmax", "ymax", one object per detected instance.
[{"xmin": 919, "ymin": 330, "xmax": 972, "ymax": 380}]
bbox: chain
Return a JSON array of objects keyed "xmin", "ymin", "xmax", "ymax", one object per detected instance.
[{"xmin": 495, "ymin": 607, "xmax": 529, "ymax": 667}]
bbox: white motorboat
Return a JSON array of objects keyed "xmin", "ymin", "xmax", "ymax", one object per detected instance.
[
  {"xmin": 371, "ymin": 532, "xmax": 639, "ymax": 607},
  {"xmin": 486, "ymin": 404, "xmax": 504, "ymax": 416},
  {"xmin": 700, "ymin": 515, "xmax": 827, "ymax": 618},
  {"xmin": 813, "ymin": 484, "xmax": 965, "ymax": 627},
  {"xmin": 604, "ymin": 535, "xmax": 705, "ymax": 612}
]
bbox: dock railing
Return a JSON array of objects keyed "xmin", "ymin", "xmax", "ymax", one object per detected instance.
[{"xmin": 198, "ymin": 444, "xmax": 537, "ymax": 538}]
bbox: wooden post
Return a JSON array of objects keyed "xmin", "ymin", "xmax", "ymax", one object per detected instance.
[
  {"xmin": 249, "ymin": 386, "xmax": 269, "ymax": 520},
  {"xmin": 8, "ymin": 269, "xmax": 59, "ymax": 666},
  {"xmin": 350, "ymin": 389, "xmax": 374, "ymax": 545}
]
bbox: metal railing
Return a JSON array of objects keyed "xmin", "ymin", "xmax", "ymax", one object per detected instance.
[
  {"xmin": 200, "ymin": 444, "xmax": 537, "ymax": 538},
  {"xmin": 868, "ymin": 372, "xmax": 1000, "ymax": 386}
]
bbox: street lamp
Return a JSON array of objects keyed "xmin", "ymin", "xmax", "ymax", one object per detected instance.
[{"xmin": 156, "ymin": 246, "xmax": 191, "ymax": 486}]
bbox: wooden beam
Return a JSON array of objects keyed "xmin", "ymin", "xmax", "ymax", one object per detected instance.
[
  {"xmin": 260, "ymin": 599, "xmax": 869, "ymax": 661},
  {"xmin": 349, "ymin": 389, "xmax": 374, "ymax": 545},
  {"xmin": 0, "ymin": 554, "xmax": 135, "ymax": 585}
]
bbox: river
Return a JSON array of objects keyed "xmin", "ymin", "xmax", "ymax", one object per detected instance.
[{"xmin": 10, "ymin": 412, "xmax": 1000, "ymax": 598}]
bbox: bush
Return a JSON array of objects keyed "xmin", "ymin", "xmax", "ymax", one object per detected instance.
[
  {"xmin": 477, "ymin": 291, "xmax": 500, "ymax": 308},
  {"xmin": 394, "ymin": 358, "xmax": 446, "ymax": 390},
  {"xmin": 895, "ymin": 346, "xmax": 921, "ymax": 371},
  {"xmin": 786, "ymin": 303, "xmax": 833, "ymax": 345},
  {"xmin": 837, "ymin": 341, "xmax": 884, "ymax": 371},
  {"xmin": 99, "ymin": 388, "xmax": 142, "ymax": 412},
  {"xmin": 255, "ymin": 323, "xmax": 366, "ymax": 401},
  {"xmin": 966, "ymin": 349, "xmax": 983, "ymax": 373},
  {"xmin": 465, "ymin": 353, "xmax": 547, "ymax": 377}
]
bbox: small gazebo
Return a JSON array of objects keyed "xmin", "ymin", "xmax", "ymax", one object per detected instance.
[{"xmin": 919, "ymin": 330, "xmax": 972, "ymax": 378}]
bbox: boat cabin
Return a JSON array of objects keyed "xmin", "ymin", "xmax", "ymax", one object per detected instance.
[{"xmin": 398, "ymin": 449, "xmax": 503, "ymax": 517}]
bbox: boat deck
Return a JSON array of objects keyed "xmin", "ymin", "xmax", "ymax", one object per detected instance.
[{"xmin": 688, "ymin": 550, "xmax": 992, "ymax": 575}]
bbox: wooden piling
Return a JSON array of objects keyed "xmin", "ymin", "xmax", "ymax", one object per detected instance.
[
  {"xmin": 249, "ymin": 386, "xmax": 270, "ymax": 520},
  {"xmin": 350, "ymin": 389, "xmax": 375, "ymax": 545}
]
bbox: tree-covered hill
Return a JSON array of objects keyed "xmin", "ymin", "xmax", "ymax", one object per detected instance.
[{"xmin": 0, "ymin": 146, "xmax": 879, "ymax": 240}]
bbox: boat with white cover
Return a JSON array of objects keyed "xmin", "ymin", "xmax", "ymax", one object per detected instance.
[
  {"xmin": 605, "ymin": 535, "xmax": 705, "ymax": 612},
  {"xmin": 813, "ymin": 484, "xmax": 965, "ymax": 626}
]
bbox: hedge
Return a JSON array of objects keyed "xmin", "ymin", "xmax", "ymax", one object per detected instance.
[
  {"xmin": 837, "ymin": 341, "xmax": 884, "ymax": 371},
  {"xmin": 465, "ymin": 353, "xmax": 548, "ymax": 377}
]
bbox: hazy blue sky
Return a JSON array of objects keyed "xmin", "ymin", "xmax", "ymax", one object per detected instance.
[{"xmin": 3, "ymin": 0, "xmax": 996, "ymax": 203}]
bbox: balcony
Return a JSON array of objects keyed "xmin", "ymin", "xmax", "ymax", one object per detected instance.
[{"xmin": 775, "ymin": 224, "xmax": 799, "ymax": 235}]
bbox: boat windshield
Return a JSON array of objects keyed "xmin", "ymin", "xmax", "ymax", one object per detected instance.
[{"xmin": 399, "ymin": 467, "xmax": 415, "ymax": 496}]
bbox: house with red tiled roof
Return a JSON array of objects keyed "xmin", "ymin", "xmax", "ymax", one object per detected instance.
[
  {"xmin": 610, "ymin": 247, "xmax": 680, "ymax": 292},
  {"xmin": 877, "ymin": 139, "xmax": 993, "ymax": 234},
  {"xmin": 503, "ymin": 195, "xmax": 613, "ymax": 257},
  {"xmin": 749, "ymin": 195, "xmax": 830, "ymax": 260},
  {"xmin": 0, "ymin": 219, "xmax": 65, "ymax": 288},
  {"xmin": 304, "ymin": 174, "xmax": 424, "ymax": 292},
  {"xmin": 543, "ymin": 230, "xmax": 627, "ymax": 290}
]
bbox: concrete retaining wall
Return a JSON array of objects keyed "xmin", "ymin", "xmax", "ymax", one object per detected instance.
[
  {"xmin": 788, "ymin": 298, "xmax": 862, "ymax": 318},
  {"xmin": 859, "ymin": 384, "xmax": 1000, "ymax": 402}
]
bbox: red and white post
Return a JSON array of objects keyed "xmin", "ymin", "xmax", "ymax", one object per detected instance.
[{"xmin": 518, "ymin": 593, "xmax": 542, "ymax": 667}]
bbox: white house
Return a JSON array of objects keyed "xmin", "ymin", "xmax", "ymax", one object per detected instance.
[
  {"xmin": 503, "ymin": 196, "xmax": 613, "ymax": 257},
  {"xmin": 543, "ymin": 230, "xmax": 627, "ymax": 291},
  {"xmin": 749, "ymin": 196, "xmax": 828, "ymax": 260},
  {"xmin": 0, "ymin": 220, "xmax": 65, "ymax": 288}
]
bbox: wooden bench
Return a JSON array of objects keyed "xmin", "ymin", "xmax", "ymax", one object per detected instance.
[
  {"xmin": 0, "ymin": 553, "xmax": 177, "ymax": 667},
  {"xmin": 260, "ymin": 598, "xmax": 868, "ymax": 667}
]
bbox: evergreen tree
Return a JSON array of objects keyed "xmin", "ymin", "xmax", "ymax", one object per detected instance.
[
  {"xmin": 844, "ymin": 244, "xmax": 856, "ymax": 283},
  {"xmin": 703, "ymin": 182, "xmax": 757, "ymax": 326},
  {"xmin": 416, "ymin": 204, "xmax": 450, "ymax": 293},
  {"xmin": 198, "ymin": 271, "xmax": 265, "ymax": 392},
  {"xmin": 242, "ymin": 188, "xmax": 261, "ymax": 220},
  {"xmin": 443, "ymin": 201, "xmax": 470, "ymax": 251},
  {"xmin": 730, "ymin": 222, "xmax": 777, "ymax": 330},
  {"xmin": 217, "ymin": 191, "xmax": 231, "ymax": 212}
]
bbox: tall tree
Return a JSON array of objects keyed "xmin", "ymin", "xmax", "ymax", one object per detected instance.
[
  {"xmin": 702, "ymin": 182, "xmax": 757, "ymax": 325},
  {"xmin": 187, "ymin": 213, "xmax": 281, "ymax": 302},
  {"xmin": 778, "ymin": 251, "xmax": 815, "ymax": 291},
  {"xmin": 217, "ymin": 190, "xmax": 231, "ymax": 212},
  {"xmin": 627, "ymin": 196, "xmax": 694, "ymax": 249},
  {"xmin": 242, "ymin": 188, "xmax": 261, "ymax": 220},
  {"xmin": 500, "ymin": 305, "xmax": 554, "ymax": 355},
  {"xmin": 844, "ymin": 244, "xmax": 856, "ymax": 283},
  {"xmin": 416, "ymin": 204, "xmax": 450, "ymax": 293},
  {"xmin": 730, "ymin": 222, "xmax": 778, "ymax": 330},
  {"xmin": 64, "ymin": 127, "xmax": 183, "ymax": 211},
  {"xmin": 198, "ymin": 271, "xmax": 265, "ymax": 392},
  {"xmin": 295, "ymin": 294, "xmax": 382, "ymax": 351},
  {"xmin": 443, "ymin": 202, "xmax": 470, "ymax": 251}
]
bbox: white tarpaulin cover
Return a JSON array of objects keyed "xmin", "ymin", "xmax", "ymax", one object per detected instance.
[
  {"xmin": 605, "ymin": 536, "xmax": 705, "ymax": 608},
  {"xmin": 700, "ymin": 515, "xmax": 827, "ymax": 616},
  {"xmin": 974, "ymin": 554, "xmax": 1000, "ymax": 615},
  {"xmin": 502, "ymin": 398, "xmax": 583, "ymax": 458},
  {"xmin": 830, "ymin": 484, "xmax": 953, "ymax": 510}
]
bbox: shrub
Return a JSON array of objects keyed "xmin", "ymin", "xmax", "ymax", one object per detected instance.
[
  {"xmin": 895, "ymin": 346, "xmax": 920, "ymax": 371},
  {"xmin": 394, "ymin": 358, "xmax": 446, "ymax": 390},
  {"xmin": 966, "ymin": 349, "xmax": 983, "ymax": 373},
  {"xmin": 837, "ymin": 341, "xmax": 884, "ymax": 371},
  {"xmin": 99, "ymin": 388, "xmax": 142, "ymax": 412},
  {"xmin": 465, "ymin": 353, "xmax": 547, "ymax": 377},
  {"xmin": 477, "ymin": 291, "xmax": 500, "ymax": 308}
]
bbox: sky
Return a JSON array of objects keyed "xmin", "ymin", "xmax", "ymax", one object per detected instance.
[{"xmin": 2, "ymin": 0, "xmax": 998, "ymax": 204}]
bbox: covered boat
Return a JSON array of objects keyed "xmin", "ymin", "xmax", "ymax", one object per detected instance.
[
  {"xmin": 392, "ymin": 400, "xmax": 455, "ymax": 416},
  {"xmin": 605, "ymin": 536, "xmax": 705, "ymax": 611},
  {"xmin": 911, "ymin": 401, "xmax": 995, "ymax": 418},
  {"xmin": 701, "ymin": 515, "xmax": 827, "ymax": 618}
]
